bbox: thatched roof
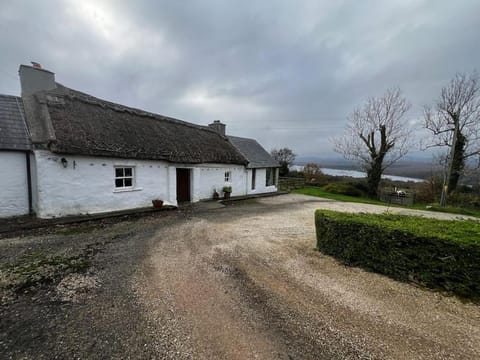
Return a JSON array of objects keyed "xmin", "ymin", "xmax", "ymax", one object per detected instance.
[
  {"xmin": 23, "ymin": 84, "xmax": 247, "ymax": 164},
  {"xmin": 228, "ymin": 136, "xmax": 279, "ymax": 168},
  {"xmin": 0, "ymin": 94, "xmax": 31, "ymax": 151}
]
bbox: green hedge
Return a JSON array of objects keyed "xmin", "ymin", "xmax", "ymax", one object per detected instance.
[{"xmin": 315, "ymin": 210, "xmax": 480, "ymax": 299}]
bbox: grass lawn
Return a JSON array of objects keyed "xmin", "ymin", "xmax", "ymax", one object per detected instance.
[{"xmin": 294, "ymin": 187, "xmax": 480, "ymax": 218}]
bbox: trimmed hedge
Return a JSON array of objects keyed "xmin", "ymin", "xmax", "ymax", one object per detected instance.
[{"xmin": 315, "ymin": 210, "xmax": 480, "ymax": 300}]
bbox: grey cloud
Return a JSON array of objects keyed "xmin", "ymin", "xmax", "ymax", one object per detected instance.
[{"xmin": 1, "ymin": 0, "xmax": 479, "ymax": 159}]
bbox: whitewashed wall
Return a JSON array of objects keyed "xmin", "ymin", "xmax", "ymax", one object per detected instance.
[
  {"xmin": 33, "ymin": 150, "xmax": 277, "ymax": 218},
  {"xmin": 34, "ymin": 150, "xmax": 172, "ymax": 218},
  {"xmin": 246, "ymin": 168, "xmax": 278, "ymax": 195},
  {"xmin": 34, "ymin": 151, "xmax": 253, "ymax": 218},
  {"xmin": 0, "ymin": 151, "xmax": 29, "ymax": 217},
  {"xmin": 197, "ymin": 164, "xmax": 247, "ymax": 200},
  {"xmin": 29, "ymin": 152, "xmax": 38, "ymax": 213}
]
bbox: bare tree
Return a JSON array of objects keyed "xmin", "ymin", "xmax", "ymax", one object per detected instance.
[
  {"xmin": 333, "ymin": 88, "xmax": 412, "ymax": 198},
  {"xmin": 424, "ymin": 71, "xmax": 480, "ymax": 198},
  {"xmin": 270, "ymin": 147, "xmax": 296, "ymax": 176},
  {"xmin": 303, "ymin": 163, "xmax": 324, "ymax": 183}
]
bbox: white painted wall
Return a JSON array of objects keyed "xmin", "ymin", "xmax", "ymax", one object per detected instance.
[
  {"xmin": 34, "ymin": 150, "xmax": 172, "ymax": 218},
  {"xmin": 0, "ymin": 151, "xmax": 29, "ymax": 217},
  {"xmin": 246, "ymin": 168, "xmax": 278, "ymax": 195},
  {"xmin": 197, "ymin": 164, "xmax": 247, "ymax": 200},
  {"xmin": 32, "ymin": 150, "xmax": 278, "ymax": 218}
]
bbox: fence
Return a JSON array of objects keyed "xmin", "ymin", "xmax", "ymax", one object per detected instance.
[
  {"xmin": 278, "ymin": 177, "xmax": 306, "ymax": 191},
  {"xmin": 379, "ymin": 190, "xmax": 416, "ymax": 206}
]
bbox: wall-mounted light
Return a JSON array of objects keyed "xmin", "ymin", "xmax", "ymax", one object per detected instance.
[{"xmin": 61, "ymin": 157, "xmax": 68, "ymax": 168}]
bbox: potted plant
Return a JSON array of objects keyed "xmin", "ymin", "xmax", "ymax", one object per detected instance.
[
  {"xmin": 222, "ymin": 185, "xmax": 232, "ymax": 200},
  {"xmin": 152, "ymin": 199, "xmax": 164, "ymax": 208}
]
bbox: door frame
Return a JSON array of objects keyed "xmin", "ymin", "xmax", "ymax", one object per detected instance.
[{"xmin": 176, "ymin": 168, "xmax": 192, "ymax": 203}]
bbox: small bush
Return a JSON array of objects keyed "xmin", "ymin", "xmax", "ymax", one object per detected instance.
[
  {"xmin": 303, "ymin": 163, "xmax": 325, "ymax": 184},
  {"xmin": 448, "ymin": 192, "xmax": 480, "ymax": 209},
  {"xmin": 322, "ymin": 183, "xmax": 362, "ymax": 197},
  {"xmin": 315, "ymin": 210, "xmax": 480, "ymax": 300},
  {"xmin": 348, "ymin": 181, "xmax": 369, "ymax": 194},
  {"xmin": 415, "ymin": 176, "xmax": 442, "ymax": 203}
]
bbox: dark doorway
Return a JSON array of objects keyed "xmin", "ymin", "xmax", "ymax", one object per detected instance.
[{"xmin": 176, "ymin": 168, "xmax": 191, "ymax": 203}]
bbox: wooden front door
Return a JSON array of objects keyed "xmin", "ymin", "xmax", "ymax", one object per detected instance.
[{"xmin": 176, "ymin": 168, "xmax": 191, "ymax": 202}]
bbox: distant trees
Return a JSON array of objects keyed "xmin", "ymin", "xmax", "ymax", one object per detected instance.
[
  {"xmin": 303, "ymin": 163, "xmax": 324, "ymax": 183},
  {"xmin": 424, "ymin": 71, "xmax": 480, "ymax": 199},
  {"xmin": 271, "ymin": 147, "xmax": 296, "ymax": 176},
  {"xmin": 333, "ymin": 88, "xmax": 412, "ymax": 198}
]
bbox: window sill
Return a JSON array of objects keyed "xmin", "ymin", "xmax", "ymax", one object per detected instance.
[{"xmin": 113, "ymin": 187, "xmax": 143, "ymax": 193}]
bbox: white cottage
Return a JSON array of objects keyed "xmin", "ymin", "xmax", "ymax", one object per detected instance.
[
  {"xmin": 0, "ymin": 64, "xmax": 279, "ymax": 218},
  {"xmin": 0, "ymin": 95, "xmax": 32, "ymax": 217}
]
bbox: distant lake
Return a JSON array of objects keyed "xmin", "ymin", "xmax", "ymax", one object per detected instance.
[{"xmin": 290, "ymin": 165, "xmax": 425, "ymax": 183}]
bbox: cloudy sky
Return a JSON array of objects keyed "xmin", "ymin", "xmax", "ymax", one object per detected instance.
[{"xmin": 1, "ymin": 0, "xmax": 479, "ymax": 160}]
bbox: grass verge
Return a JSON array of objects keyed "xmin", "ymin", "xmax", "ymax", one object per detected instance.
[{"xmin": 294, "ymin": 187, "xmax": 480, "ymax": 218}]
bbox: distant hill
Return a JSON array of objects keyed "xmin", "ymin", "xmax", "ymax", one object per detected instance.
[{"xmin": 295, "ymin": 156, "xmax": 443, "ymax": 180}]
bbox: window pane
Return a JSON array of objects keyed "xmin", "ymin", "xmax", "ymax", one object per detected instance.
[
  {"xmin": 124, "ymin": 178, "xmax": 132, "ymax": 187},
  {"xmin": 124, "ymin": 168, "xmax": 132, "ymax": 177},
  {"xmin": 115, "ymin": 179, "xmax": 124, "ymax": 188},
  {"xmin": 115, "ymin": 168, "xmax": 124, "ymax": 177}
]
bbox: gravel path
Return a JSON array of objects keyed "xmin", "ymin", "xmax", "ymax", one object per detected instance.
[{"xmin": 1, "ymin": 194, "xmax": 479, "ymax": 359}]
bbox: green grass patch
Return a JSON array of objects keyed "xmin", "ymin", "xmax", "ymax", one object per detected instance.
[
  {"xmin": 295, "ymin": 186, "xmax": 480, "ymax": 218},
  {"xmin": 293, "ymin": 187, "xmax": 383, "ymax": 205},
  {"xmin": 315, "ymin": 210, "xmax": 480, "ymax": 299},
  {"xmin": 424, "ymin": 205, "xmax": 480, "ymax": 218},
  {"xmin": 321, "ymin": 183, "xmax": 362, "ymax": 197},
  {"xmin": 0, "ymin": 251, "xmax": 90, "ymax": 293}
]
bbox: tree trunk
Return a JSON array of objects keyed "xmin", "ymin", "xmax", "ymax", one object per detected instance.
[
  {"xmin": 366, "ymin": 160, "xmax": 383, "ymax": 198},
  {"xmin": 447, "ymin": 131, "xmax": 466, "ymax": 194}
]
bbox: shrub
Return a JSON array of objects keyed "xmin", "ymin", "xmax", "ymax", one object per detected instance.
[
  {"xmin": 322, "ymin": 183, "xmax": 362, "ymax": 197},
  {"xmin": 348, "ymin": 181, "xmax": 369, "ymax": 194},
  {"xmin": 448, "ymin": 192, "xmax": 480, "ymax": 209},
  {"xmin": 415, "ymin": 176, "xmax": 442, "ymax": 203},
  {"xmin": 303, "ymin": 163, "xmax": 325, "ymax": 184},
  {"xmin": 315, "ymin": 210, "xmax": 480, "ymax": 300}
]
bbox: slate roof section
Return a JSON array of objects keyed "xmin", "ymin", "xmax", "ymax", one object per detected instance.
[
  {"xmin": 228, "ymin": 135, "xmax": 279, "ymax": 169},
  {"xmin": 0, "ymin": 94, "xmax": 31, "ymax": 151},
  {"xmin": 23, "ymin": 84, "xmax": 247, "ymax": 165}
]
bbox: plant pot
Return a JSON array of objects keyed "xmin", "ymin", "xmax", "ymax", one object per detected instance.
[
  {"xmin": 223, "ymin": 192, "xmax": 231, "ymax": 200},
  {"xmin": 152, "ymin": 199, "xmax": 164, "ymax": 208}
]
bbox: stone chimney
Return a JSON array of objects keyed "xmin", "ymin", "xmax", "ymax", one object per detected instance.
[
  {"xmin": 19, "ymin": 63, "xmax": 56, "ymax": 96},
  {"xmin": 208, "ymin": 120, "xmax": 226, "ymax": 136}
]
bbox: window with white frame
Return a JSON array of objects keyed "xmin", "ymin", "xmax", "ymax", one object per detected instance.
[
  {"xmin": 115, "ymin": 166, "xmax": 135, "ymax": 189},
  {"xmin": 224, "ymin": 170, "xmax": 231, "ymax": 182}
]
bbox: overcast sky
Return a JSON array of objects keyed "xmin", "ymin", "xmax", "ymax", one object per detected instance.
[{"xmin": 1, "ymin": 0, "xmax": 479, "ymax": 160}]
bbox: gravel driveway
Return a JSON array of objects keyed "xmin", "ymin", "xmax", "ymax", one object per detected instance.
[{"xmin": 1, "ymin": 194, "xmax": 479, "ymax": 359}]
